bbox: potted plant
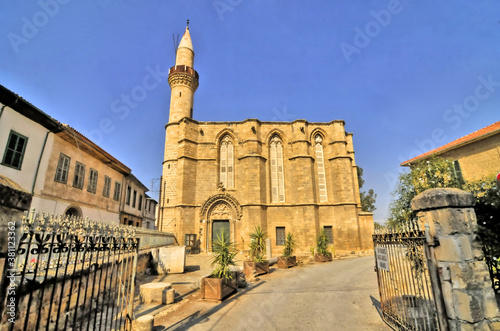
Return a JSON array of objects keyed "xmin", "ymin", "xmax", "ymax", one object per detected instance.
[
  {"xmin": 243, "ymin": 226, "xmax": 270, "ymax": 277},
  {"xmin": 278, "ymin": 232, "xmax": 296, "ymax": 268},
  {"xmin": 315, "ymin": 229, "xmax": 332, "ymax": 262},
  {"xmin": 201, "ymin": 231, "xmax": 238, "ymax": 301}
]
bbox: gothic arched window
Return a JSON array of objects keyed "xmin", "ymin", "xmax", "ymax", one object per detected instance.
[
  {"xmin": 315, "ymin": 134, "xmax": 328, "ymax": 202},
  {"xmin": 220, "ymin": 135, "xmax": 234, "ymax": 189},
  {"xmin": 270, "ymin": 135, "xmax": 285, "ymax": 202}
]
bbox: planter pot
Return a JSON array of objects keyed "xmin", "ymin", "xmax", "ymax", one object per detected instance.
[
  {"xmin": 201, "ymin": 276, "xmax": 237, "ymax": 301},
  {"xmin": 277, "ymin": 256, "xmax": 296, "ymax": 269},
  {"xmin": 243, "ymin": 261, "xmax": 270, "ymax": 277},
  {"xmin": 314, "ymin": 253, "xmax": 332, "ymax": 262}
]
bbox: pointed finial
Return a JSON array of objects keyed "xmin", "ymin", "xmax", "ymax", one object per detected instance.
[{"xmin": 187, "ymin": 19, "xmax": 189, "ymax": 28}]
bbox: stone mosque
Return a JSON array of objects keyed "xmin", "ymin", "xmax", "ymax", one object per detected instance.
[{"xmin": 158, "ymin": 24, "xmax": 374, "ymax": 256}]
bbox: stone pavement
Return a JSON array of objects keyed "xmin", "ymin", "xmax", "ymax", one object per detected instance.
[{"xmin": 132, "ymin": 252, "xmax": 380, "ymax": 330}]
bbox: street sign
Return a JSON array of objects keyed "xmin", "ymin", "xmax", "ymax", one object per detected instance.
[{"xmin": 375, "ymin": 247, "xmax": 390, "ymax": 271}]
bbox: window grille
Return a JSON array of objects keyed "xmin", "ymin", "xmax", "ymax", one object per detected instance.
[{"xmin": 276, "ymin": 227, "xmax": 285, "ymax": 246}]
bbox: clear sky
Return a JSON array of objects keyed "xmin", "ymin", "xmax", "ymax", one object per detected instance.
[{"xmin": 1, "ymin": 1, "xmax": 499, "ymax": 223}]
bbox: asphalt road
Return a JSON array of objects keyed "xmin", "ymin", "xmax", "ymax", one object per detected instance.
[{"xmin": 164, "ymin": 256, "xmax": 390, "ymax": 331}]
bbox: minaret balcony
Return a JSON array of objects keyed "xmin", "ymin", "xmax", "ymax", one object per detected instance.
[{"xmin": 169, "ymin": 65, "xmax": 199, "ymax": 80}]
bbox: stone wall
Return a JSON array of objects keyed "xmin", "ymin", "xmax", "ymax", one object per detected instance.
[
  {"xmin": 160, "ymin": 117, "xmax": 373, "ymax": 254},
  {"xmin": 412, "ymin": 188, "xmax": 500, "ymax": 330}
]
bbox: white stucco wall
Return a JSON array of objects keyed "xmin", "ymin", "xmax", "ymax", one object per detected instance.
[
  {"xmin": 0, "ymin": 106, "xmax": 53, "ymax": 192},
  {"xmin": 30, "ymin": 196, "xmax": 120, "ymax": 223}
]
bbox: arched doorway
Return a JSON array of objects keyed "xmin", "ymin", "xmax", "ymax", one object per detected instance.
[
  {"xmin": 64, "ymin": 205, "xmax": 82, "ymax": 218},
  {"xmin": 199, "ymin": 193, "xmax": 242, "ymax": 252}
]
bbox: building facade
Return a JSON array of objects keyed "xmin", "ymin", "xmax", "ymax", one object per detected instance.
[
  {"xmin": 401, "ymin": 121, "xmax": 500, "ymax": 182},
  {"xmin": 158, "ymin": 26, "xmax": 373, "ymax": 255},
  {"xmin": 0, "ymin": 85, "xmax": 152, "ymax": 225}
]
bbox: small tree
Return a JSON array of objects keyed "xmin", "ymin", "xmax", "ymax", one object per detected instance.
[
  {"xmin": 358, "ymin": 167, "xmax": 377, "ymax": 212},
  {"xmin": 388, "ymin": 157, "xmax": 462, "ymax": 226},
  {"xmin": 463, "ymin": 176, "xmax": 500, "ymax": 256},
  {"xmin": 316, "ymin": 229, "xmax": 329, "ymax": 256},
  {"xmin": 282, "ymin": 232, "xmax": 295, "ymax": 257},
  {"xmin": 249, "ymin": 226, "xmax": 266, "ymax": 262},
  {"xmin": 210, "ymin": 231, "xmax": 237, "ymax": 279}
]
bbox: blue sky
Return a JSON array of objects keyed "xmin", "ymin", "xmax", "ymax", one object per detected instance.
[{"xmin": 1, "ymin": 0, "xmax": 499, "ymax": 223}]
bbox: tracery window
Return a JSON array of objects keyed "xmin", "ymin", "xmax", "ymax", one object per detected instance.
[
  {"xmin": 315, "ymin": 134, "xmax": 328, "ymax": 202},
  {"xmin": 270, "ymin": 135, "xmax": 285, "ymax": 202},
  {"xmin": 220, "ymin": 135, "xmax": 234, "ymax": 189}
]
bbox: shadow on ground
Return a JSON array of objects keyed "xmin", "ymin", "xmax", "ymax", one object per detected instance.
[{"xmin": 160, "ymin": 282, "xmax": 265, "ymax": 330}]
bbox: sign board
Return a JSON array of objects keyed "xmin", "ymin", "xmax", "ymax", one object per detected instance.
[{"xmin": 375, "ymin": 247, "xmax": 390, "ymax": 271}]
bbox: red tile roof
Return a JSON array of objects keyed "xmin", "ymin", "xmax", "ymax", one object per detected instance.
[{"xmin": 401, "ymin": 120, "xmax": 500, "ymax": 166}]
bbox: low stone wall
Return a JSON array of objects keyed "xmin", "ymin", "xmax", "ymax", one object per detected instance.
[{"xmin": 135, "ymin": 228, "xmax": 176, "ymax": 251}]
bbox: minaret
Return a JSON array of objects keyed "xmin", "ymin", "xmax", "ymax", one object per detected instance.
[{"xmin": 168, "ymin": 23, "xmax": 199, "ymax": 122}]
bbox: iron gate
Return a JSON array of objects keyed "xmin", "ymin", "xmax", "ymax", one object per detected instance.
[
  {"xmin": 0, "ymin": 210, "xmax": 139, "ymax": 331},
  {"xmin": 373, "ymin": 221, "xmax": 443, "ymax": 331}
]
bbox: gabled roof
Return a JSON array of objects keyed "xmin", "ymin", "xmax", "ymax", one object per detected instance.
[
  {"xmin": 57, "ymin": 125, "xmax": 131, "ymax": 175},
  {"xmin": 401, "ymin": 120, "xmax": 500, "ymax": 166},
  {"xmin": 0, "ymin": 84, "xmax": 62, "ymax": 132}
]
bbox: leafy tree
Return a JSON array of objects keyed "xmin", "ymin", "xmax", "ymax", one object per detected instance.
[
  {"xmin": 463, "ymin": 176, "xmax": 500, "ymax": 256},
  {"xmin": 388, "ymin": 157, "xmax": 462, "ymax": 226},
  {"xmin": 357, "ymin": 167, "xmax": 377, "ymax": 212}
]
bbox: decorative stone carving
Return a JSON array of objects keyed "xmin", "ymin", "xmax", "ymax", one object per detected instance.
[
  {"xmin": 200, "ymin": 193, "xmax": 242, "ymax": 221},
  {"xmin": 210, "ymin": 202, "xmax": 231, "ymax": 218},
  {"xmin": 168, "ymin": 73, "xmax": 199, "ymax": 91}
]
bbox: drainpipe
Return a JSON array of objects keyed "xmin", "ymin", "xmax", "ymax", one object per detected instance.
[{"xmin": 31, "ymin": 131, "xmax": 50, "ymax": 194}]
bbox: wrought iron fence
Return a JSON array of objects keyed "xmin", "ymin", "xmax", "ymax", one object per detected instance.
[
  {"xmin": 0, "ymin": 210, "xmax": 139, "ymax": 331},
  {"xmin": 483, "ymin": 243, "xmax": 499, "ymax": 295},
  {"xmin": 373, "ymin": 221, "xmax": 441, "ymax": 331}
]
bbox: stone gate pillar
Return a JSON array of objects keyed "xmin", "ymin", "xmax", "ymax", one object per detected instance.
[{"xmin": 412, "ymin": 188, "xmax": 500, "ymax": 330}]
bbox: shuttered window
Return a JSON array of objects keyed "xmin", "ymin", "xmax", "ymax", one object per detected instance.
[
  {"xmin": 103, "ymin": 176, "xmax": 111, "ymax": 197},
  {"xmin": 87, "ymin": 168, "xmax": 98, "ymax": 194},
  {"xmin": 73, "ymin": 162, "xmax": 85, "ymax": 189},
  {"xmin": 55, "ymin": 153, "xmax": 71, "ymax": 183}
]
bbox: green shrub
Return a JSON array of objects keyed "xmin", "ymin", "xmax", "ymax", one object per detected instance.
[
  {"xmin": 282, "ymin": 232, "xmax": 295, "ymax": 257},
  {"xmin": 210, "ymin": 231, "xmax": 237, "ymax": 279},
  {"xmin": 249, "ymin": 226, "xmax": 266, "ymax": 262}
]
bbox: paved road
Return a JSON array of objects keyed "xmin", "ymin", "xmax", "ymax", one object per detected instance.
[{"xmin": 160, "ymin": 256, "xmax": 390, "ymax": 331}]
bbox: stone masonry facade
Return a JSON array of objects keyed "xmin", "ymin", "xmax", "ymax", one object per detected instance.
[{"xmin": 158, "ymin": 25, "xmax": 374, "ymax": 256}]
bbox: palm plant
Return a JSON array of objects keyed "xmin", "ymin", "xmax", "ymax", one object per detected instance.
[
  {"xmin": 282, "ymin": 232, "xmax": 295, "ymax": 257},
  {"xmin": 316, "ymin": 229, "xmax": 329, "ymax": 256},
  {"xmin": 210, "ymin": 231, "xmax": 237, "ymax": 279},
  {"xmin": 249, "ymin": 225, "xmax": 266, "ymax": 262}
]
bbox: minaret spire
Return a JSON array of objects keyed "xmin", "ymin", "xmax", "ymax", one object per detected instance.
[{"xmin": 167, "ymin": 23, "xmax": 199, "ymax": 122}]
